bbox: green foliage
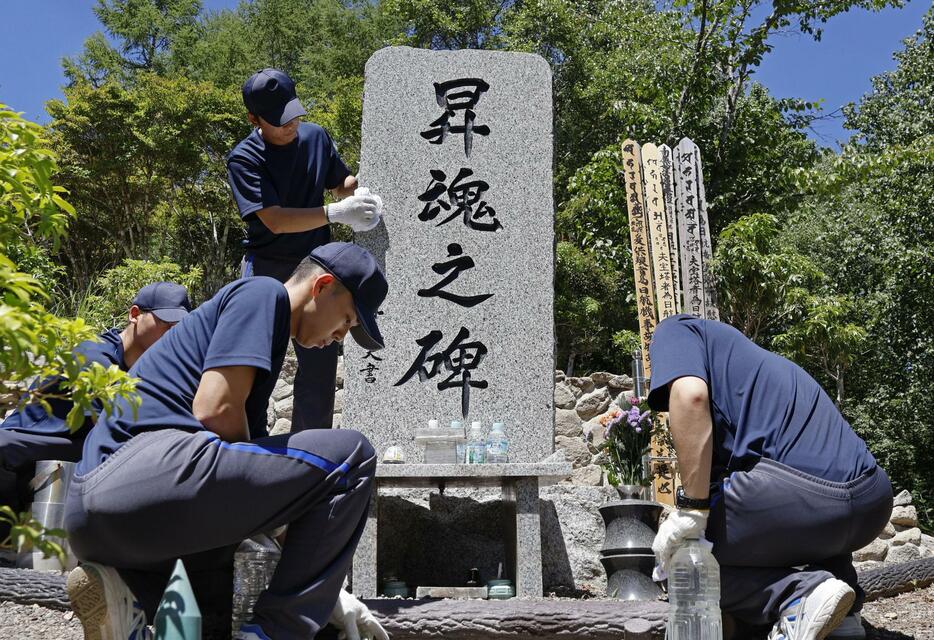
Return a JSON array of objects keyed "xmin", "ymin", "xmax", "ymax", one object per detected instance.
[
  {"xmin": 712, "ymin": 213, "xmax": 822, "ymax": 341},
  {"xmin": 46, "ymin": 74, "xmax": 247, "ymax": 297},
  {"xmin": 0, "ymin": 105, "xmax": 137, "ymax": 428},
  {"xmin": 0, "ymin": 506, "xmax": 67, "ymax": 568},
  {"xmin": 79, "ymin": 259, "xmax": 203, "ymax": 331}
]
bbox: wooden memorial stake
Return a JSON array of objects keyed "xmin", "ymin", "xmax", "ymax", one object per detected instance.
[
  {"xmin": 154, "ymin": 559, "xmax": 202, "ymax": 640},
  {"xmin": 623, "ymin": 140, "xmax": 674, "ymax": 505},
  {"xmin": 641, "ymin": 144, "xmax": 678, "ymax": 321},
  {"xmin": 659, "ymin": 144, "xmax": 681, "ymax": 314},
  {"xmin": 692, "ymin": 140, "xmax": 720, "ymax": 320},
  {"xmin": 674, "ymin": 139, "xmax": 706, "ymax": 319},
  {"xmin": 621, "ymin": 139, "xmax": 656, "ymax": 377}
]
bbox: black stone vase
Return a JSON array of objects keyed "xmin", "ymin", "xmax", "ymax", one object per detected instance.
[{"xmin": 598, "ymin": 499, "xmax": 664, "ymax": 600}]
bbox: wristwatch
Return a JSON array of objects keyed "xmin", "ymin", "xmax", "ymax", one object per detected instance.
[{"xmin": 676, "ymin": 486, "xmax": 711, "ymax": 510}]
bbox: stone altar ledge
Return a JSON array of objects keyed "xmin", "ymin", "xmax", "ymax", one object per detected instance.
[{"xmin": 376, "ymin": 462, "xmax": 572, "ymax": 488}]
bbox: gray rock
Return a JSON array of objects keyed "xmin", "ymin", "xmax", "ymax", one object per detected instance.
[
  {"xmin": 271, "ymin": 378, "xmax": 292, "ymax": 402},
  {"xmin": 576, "ymin": 387, "xmax": 611, "ymax": 421},
  {"xmin": 554, "ymin": 409, "xmax": 583, "ymax": 438},
  {"xmin": 590, "ymin": 372, "xmax": 613, "ymax": 386},
  {"xmin": 585, "ymin": 417, "xmax": 607, "ymax": 452},
  {"xmin": 555, "ymin": 435, "xmax": 593, "ymax": 468},
  {"xmin": 266, "ymin": 400, "xmax": 275, "ymax": 429},
  {"xmin": 891, "ymin": 527, "xmax": 922, "ymax": 547},
  {"xmin": 554, "ymin": 383, "xmax": 577, "ymax": 410},
  {"xmin": 854, "ymin": 560, "xmax": 884, "ymax": 572},
  {"xmin": 886, "ymin": 543, "xmax": 921, "ymax": 564},
  {"xmin": 890, "ymin": 505, "xmax": 918, "ymax": 527},
  {"xmin": 921, "ymin": 533, "xmax": 934, "ymax": 551},
  {"xmin": 921, "ymin": 545, "xmax": 934, "ymax": 558},
  {"xmin": 567, "ymin": 377, "xmax": 595, "ymax": 397},
  {"xmin": 333, "ymin": 413, "xmax": 343, "ymax": 429},
  {"xmin": 270, "ymin": 418, "xmax": 292, "ymax": 436},
  {"xmin": 344, "ymin": 46, "xmax": 555, "ymax": 465},
  {"xmin": 570, "ymin": 465, "xmax": 603, "ymax": 486},
  {"xmin": 554, "ymin": 370, "xmax": 566, "ymax": 382},
  {"xmin": 879, "ymin": 521, "xmax": 897, "ymax": 539},
  {"xmin": 854, "ymin": 539, "xmax": 888, "ymax": 562},
  {"xmin": 333, "ymin": 388, "xmax": 345, "ymax": 414},
  {"xmin": 607, "ymin": 375, "xmax": 633, "ymax": 390},
  {"xmin": 893, "ymin": 489, "xmax": 912, "ymax": 506},
  {"xmin": 274, "ymin": 397, "xmax": 293, "ymax": 420}
]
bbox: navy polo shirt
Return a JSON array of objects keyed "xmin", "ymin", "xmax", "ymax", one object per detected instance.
[
  {"xmin": 78, "ymin": 277, "xmax": 292, "ymax": 475},
  {"xmin": 1, "ymin": 328, "xmax": 125, "ymax": 441},
  {"xmin": 647, "ymin": 315, "xmax": 876, "ymax": 482},
  {"xmin": 226, "ymin": 122, "xmax": 352, "ymax": 262}
]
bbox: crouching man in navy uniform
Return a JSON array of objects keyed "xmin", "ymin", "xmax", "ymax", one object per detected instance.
[
  {"xmin": 65, "ymin": 243, "xmax": 389, "ymax": 640},
  {"xmin": 0, "ymin": 282, "xmax": 190, "ymax": 541},
  {"xmin": 648, "ymin": 315, "xmax": 892, "ymax": 640}
]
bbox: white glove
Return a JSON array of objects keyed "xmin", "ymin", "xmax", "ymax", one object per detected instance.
[
  {"xmin": 328, "ymin": 589, "xmax": 389, "ymax": 640},
  {"xmin": 325, "ymin": 189, "xmax": 383, "ymax": 232},
  {"xmin": 651, "ymin": 508, "xmax": 709, "ymax": 580}
]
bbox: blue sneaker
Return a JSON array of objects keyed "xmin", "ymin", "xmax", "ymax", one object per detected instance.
[
  {"xmin": 67, "ymin": 563, "xmax": 152, "ymax": 640},
  {"xmin": 235, "ymin": 623, "xmax": 273, "ymax": 640},
  {"xmin": 769, "ymin": 578, "xmax": 855, "ymax": 640}
]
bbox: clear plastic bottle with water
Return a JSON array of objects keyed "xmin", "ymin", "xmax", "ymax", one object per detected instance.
[
  {"xmin": 232, "ymin": 533, "xmax": 282, "ymax": 635},
  {"xmin": 485, "ymin": 422, "xmax": 509, "ymax": 463},
  {"xmin": 466, "ymin": 421, "xmax": 486, "ymax": 464},
  {"xmin": 451, "ymin": 420, "xmax": 465, "ymax": 463},
  {"xmin": 667, "ymin": 537, "xmax": 723, "ymax": 640}
]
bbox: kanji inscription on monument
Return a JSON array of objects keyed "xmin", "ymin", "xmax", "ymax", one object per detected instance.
[{"xmin": 344, "ymin": 47, "xmax": 555, "ymax": 464}]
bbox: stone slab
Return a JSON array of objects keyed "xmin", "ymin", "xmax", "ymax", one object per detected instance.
[
  {"xmin": 346, "ymin": 46, "xmax": 555, "ymax": 464},
  {"xmin": 415, "ymin": 586, "xmax": 488, "ymax": 599},
  {"xmin": 375, "ymin": 462, "xmax": 571, "ymax": 488}
]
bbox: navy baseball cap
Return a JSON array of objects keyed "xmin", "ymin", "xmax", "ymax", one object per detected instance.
[
  {"xmin": 242, "ymin": 68, "xmax": 306, "ymax": 127},
  {"xmin": 308, "ymin": 242, "xmax": 388, "ymax": 351},
  {"xmin": 132, "ymin": 282, "xmax": 192, "ymax": 323}
]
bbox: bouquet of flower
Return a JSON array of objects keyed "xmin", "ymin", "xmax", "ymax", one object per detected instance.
[{"xmin": 590, "ymin": 396, "xmax": 655, "ymax": 488}]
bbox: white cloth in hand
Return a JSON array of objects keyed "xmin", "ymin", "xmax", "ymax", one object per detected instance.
[
  {"xmin": 326, "ymin": 189, "xmax": 382, "ymax": 232},
  {"xmin": 651, "ymin": 508, "xmax": 709, "ymax": 580},
  {"xmin": 328, "ymin": 589, "xmax": 390, "ymax": 640}
]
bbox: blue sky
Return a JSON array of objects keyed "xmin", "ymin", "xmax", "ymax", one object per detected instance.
[{"xmin": 0, "ymin": 0, "xmax": 929, "ymax": 148}]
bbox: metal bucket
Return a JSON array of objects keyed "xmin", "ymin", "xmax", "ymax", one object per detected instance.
[{"xmin": 29, "ymin": 460, "xmax": 77, "ymax": 571}]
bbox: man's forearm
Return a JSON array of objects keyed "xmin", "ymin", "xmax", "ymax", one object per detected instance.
[
  {"xmin": 256, "ymin": 205, "xmax": 328, "ymax": 234},
  {"xmin": 668, "ymin": 376, "xmax": 714, "ymax": 499}
]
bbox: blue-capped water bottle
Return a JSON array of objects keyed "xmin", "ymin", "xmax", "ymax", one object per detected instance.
[
  {"xmin": 667, "ymin": 537, "xmax": 723, "ymax": 640},
  {"xmin": 485, "ymin": 422, "xmax": 509, "ymax": 463}
]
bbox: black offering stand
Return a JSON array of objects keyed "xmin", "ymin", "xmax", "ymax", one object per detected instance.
[
  {"xmin": 599, "ymin": 351, "xmax": 664, "ymax": 600},
  {"xmin": 599, "ymin": 498, "xmax": 664, "ymax": 600}
]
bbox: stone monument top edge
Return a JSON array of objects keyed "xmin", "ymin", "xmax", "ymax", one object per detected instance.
[{"xmin": 364, "ymin": 45, "xmax": 553, "ymax": 81}]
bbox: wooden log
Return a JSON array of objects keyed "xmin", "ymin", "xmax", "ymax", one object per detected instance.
[{"xmin": 621, "ymin": 139, "xmax": 657, "ymax": 377}]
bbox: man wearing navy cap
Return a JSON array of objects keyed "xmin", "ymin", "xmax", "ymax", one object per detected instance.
[
  {"xmin": 66, "ymin": 243, "xmax": 388, "ymax": 640},
  {"xmin": 0, "ymin": 282, "xmax": 191, "ymax": 538},
  {"xmin": 227, "ymin": 67, "xmax": 383, "ymax": 432},
  {"xmin": 647, "ymin": 315, "xmax": 892, "ymax": 640}
]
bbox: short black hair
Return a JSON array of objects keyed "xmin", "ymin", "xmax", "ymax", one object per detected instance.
[{"xmin": 287, "ymin": 257, "xmax": 348, "ymax": 294}]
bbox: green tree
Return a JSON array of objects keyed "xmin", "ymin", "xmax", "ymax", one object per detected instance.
[{"xmin": 46, "ymin": 74, "xmax": 247, "ymax": 297}]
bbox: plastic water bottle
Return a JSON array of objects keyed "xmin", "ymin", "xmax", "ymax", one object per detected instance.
[
  {"xmin": 232, "ymin": 534, "xmax": 281, "ymax": 635},
  {"xmin": 451, "ymin": 420, "xmax": 465, "ymax": 463},
  {"xmin": 485, "ymin": 422, "xmax": 509, "ymax": 463},
  {"xmin": 667, "ymin": 538, "xmax": 723, "ymax": 640},
  {"xmin": 466, "ymin": 421, "xmax": 486, "ymax": 464}
]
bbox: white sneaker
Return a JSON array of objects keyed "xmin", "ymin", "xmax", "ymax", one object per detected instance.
[
  {"xmin": 827, "ymin": 613, "xmax": 866, "ymax": 639},
  {"xmin": 67, "ymin": 563, "xmax": 151, "ymax": 640},
  {"xmin": 769, "ymin": 578, "xmax": 855, "ymax": 640},
  {"xmin": 235, "ymin": 623, "xmax": 272, "ymax": 640}
]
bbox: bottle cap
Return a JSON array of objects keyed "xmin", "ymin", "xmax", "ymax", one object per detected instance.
[
  {"xmin": 492, "ymin": 422, "xmax": 505, "ymax": 431},
  {"xmin": 471, "ymin": 421, "xmax": 482, "ymax": 430},
  {"xmin": 428, "ymin": 419, "xmax": 439, "ymax": 429},
  {"xmin": 450, "ymin": 420, "xmax": 463, "ymax": 429}
]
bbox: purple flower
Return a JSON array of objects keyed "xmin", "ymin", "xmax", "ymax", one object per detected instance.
[
  {"xmin": 627, "ymin": 406, "xmax": 641, "ymax": 426},
  {"xmin": 639, "ymin": 410, "xmax": 651, "ymax": 424},
  {"xmin": 629, "ymin": 396, "xmax": 641, "ymax": 406}
]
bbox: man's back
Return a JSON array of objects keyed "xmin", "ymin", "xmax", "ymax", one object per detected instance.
[
  {"xmin": 648, "ymin": 314, "xmax": 876, "ymax": 481},
  {"xmin": 77, "ymin": 277, "xmax": 291, "ymax": 474}
]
